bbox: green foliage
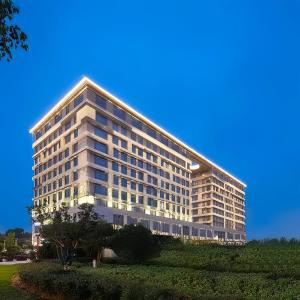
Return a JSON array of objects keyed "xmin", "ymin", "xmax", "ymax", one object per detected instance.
[
  {"xmin": 111, "ymin": 224, "xmax": 161, "ymax": 263},
  {"xmin": 0, "ymin": 0, "xmax": 28, "ymax": 61}
]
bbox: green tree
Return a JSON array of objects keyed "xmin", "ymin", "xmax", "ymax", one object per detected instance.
[
  {"xmin": 0, "ymin": 0, "xmax": 28, "ymax": 61},
  {"xmin": 84, "ymin": 220, "xmax": 115, "ymax": 265},
  {"xmin": 5, "ymin": 232, "xmax": 21, "ymax": 258},
  {"xmin": 31, "ymin": 203, "xmax": 114, "ymax": 270},
  {"xmin": 111, "ymin": 224, "xmax": 161, "ymax": 263}
]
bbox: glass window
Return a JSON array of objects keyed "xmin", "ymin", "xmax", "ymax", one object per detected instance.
[
  {"xmin": 121, "ymin": 139, "xmax": 127, "ymax": 149},
  {"xmin": 65, "ymin": 161, "xmax": 71, "ymax": 171},
  {"xmin": 94, "ymin": 184, "xmax": 108, "ymax": 196},
  {"xmin": 95, "ymin": 95, "xmax": 107, "ymax": 108},
  {"xmin": 131, "ymin": 194, "xmax": 136, "ymax": 203},
  {"xmin": 113, "ymin": 105, "xmax": 126, "ymax": 120},
  {"xmin": 94, "ymin": 127, "xmax": 107, "ymax": 139},
  {"xmin": 112, "ymin": 136, "xmax": 119, "ymax": 145},
  {"xmin": 121, "ymin": 191, "xmax": 127, "ymax": 201},
  {"xmin": 96, "ymin": 113, "xmax": 108, "ymax": 125},
  {"xmin": 64, "ymin": 175, "xmax": 69, "ymax": 185},
  {"xmin": 131, "ymin": 169, "xmax": 136, "ymax": 178},
  {"xmin": 121, "ymin": 178, "xmax": 127, "ymax": 188},
  {"xmin": 121, "ymin": 152, "xmax": 127, "ymax": 162},
  {"xmin": 113, "ymin": 175, "xmax": 119, "ymax": 185},
  {"xmin": 73, "ymin": 171, "xmax": 78, "ymax": 181},
  {"xmin": 113, "ymin": 148, "xmax": 119, "ymax": 159},
  {"xmin": 95, "ymin": 169, "xmax": 108, "ymax": 181},
  {"xmin": 94, "ymin": 141, "xmax": 108, "ymax": 154},
  {"xmin": 121, "ymin": 165, "xmax": 127, "ymax": 175},
  {"xmin": 138, "ymin": 195, "xmax": 144, "ymax": 204},
  {"xmin": 74, "ymin": 95, "xmax": 83, "ymax": 107},
  {"xmin": 94, "ymin": 155, "xmax": 108, "ymax": 167},
  {"xmin": 65, "ymin": 188, "xmax": 70, "ymax": 198},
  {"xmin": 112, "ymin": 162, "xmax": 119, "ymax": 172},
  {"xmin": 112, "ymin": 189, "xmax": 119, "ymax": 199},
  {"xmin": 131, "ymin": 182, "xmax": 136, "ymax": 190},
  {"xmin": 130, "ymin": 156, "xmax": 136, "ymax": 166},
  {"xmin": 73, "ymin": 157, "xmax": 78, "ymax": 167}
]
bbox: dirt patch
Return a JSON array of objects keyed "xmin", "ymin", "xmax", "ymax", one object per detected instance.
[{"xmin": 11, "ymin": 274, "xmax": 67, "ymax": 300}]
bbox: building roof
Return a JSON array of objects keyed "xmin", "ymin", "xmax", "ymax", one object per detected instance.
[{"xmin": 29, "ymin": 76, "xmax": 246, "ymax": 187}]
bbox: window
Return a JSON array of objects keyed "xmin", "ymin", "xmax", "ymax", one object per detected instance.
[
  {"xmin": 65, "ymin": 188, "xmax": 70, "ymax": 198},
  {"xmin": 112, "ymin": 136, "xmax": 119, "ymax": 145},
  {"xmin": 138, "ymin": 195, "xmax": 144, "ymax": 204},
  {"xmin": 113, "ymin": 105, "xmax": 126, "ymax": 120},
  {"xmin": 65, "ymin": 161, "xmax": 71, "ymax": 171},
  {"xmin": 74, "ymin": 95, "xmax": 83, "ymax": 107},
  {"xmin": 138, "ymin": 172, "xmax": 144, "ymax": 180},
  {"xmin": 73, "ymin": 171, "xmax": 78, "ymax": 181},
  {"xmin": 138, "ymin": 184, "xmax": 143, "ymax": 193},
  {"xmin": 121, "ymin": 139, "xmax": 127, "ymax": 149},
  {"xmin": 113, "ymin": 148, "xmax": 119, "ymax": 159},
  {"xmin": 112, "ymin": 189, "xmax": 119, "ymax": 199},
  {"xmin": 64, "ymin": 148, "xmax": 69, "ymax": 158},
  {"xmin": 131, "ymin": 169, "xmax": 136, "ymax": 178},
  {"xmin": 74, "ymin": 186, "xmax": 78, "ymax": 197},
  {"xmin": 94, "ymin": 155, "xmax": 108, "ymax": 167},
  {"xmin": 96, "ymin": 113, "xmax": 107, "ymax": 125},
  {"xmin": 94, "ymin": 141, "xmax": 108, "ymax": 154},
  {"xmin": 121, "ymin": 152, "xmax": 127, "ymax": 162},
  {"xmin": 74, "ymin": 129, "xmax": 78, "ymax": 138},
  {"xmin": 95, "ymin": 169, "xmax": 108, "ymax": 181},
  {"xmin": 112, "ymin": 162, "xmax": 119, "ymax": 172},
  {"xmin": 131, "ymin": 182, "xmax": 136, "ymax": 190},
  {"xmin": 65, "ymin": 175, "xmax": 69, "ymax": 185},
  {"xmin": 121, "ymin": 165, "xmax": 127, "ymax": 175},
  {"xmin": 131, "ymin": 194, "xmax": 136, "ymax": 203},
  {"xmin": 95, "ymin": 95, "xmax": 107, "ymax": 108},
  {"xmin": 113, "ymin": 175, "xmax": 119, "ymax": 185},
  {"xmin": 94, "ymin": 184, "xmax": 108, "ymax": 196},
  {"xmin": 94, "ymin": 127, "xmax": 107, "ymax": 139},
  {"xmin": 138, "ymin": 160, "xmax": 143, "ymax": 169},
  {"xmin": 121, "ymin": 191, "xmax": 127, "ymax": 201},
  {"xmin": 130, "ymin": 157, "xmax": 136, "ymax": 166},
  {"xmin": 73, "ymin": 143, "xmax": 78, "ymax": 153},
  {"xmin": 121, "ymin": 178, "xmax": 127, "ymax": 188},
  {"xmin": 121, "ymin": 127, "xmax": 127, "ymax": 136},
  {"xmin": 54, "ymin": 114, "xmax": 62, "ymax": 124},
  {"xmin": 73, "ymin": 157, "xmax": 78, "ymax": 167}
]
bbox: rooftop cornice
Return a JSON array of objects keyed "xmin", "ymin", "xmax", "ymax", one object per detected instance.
[{"xmin": 29, "ymin": 76, "xmax": 247, "ymax": 187}]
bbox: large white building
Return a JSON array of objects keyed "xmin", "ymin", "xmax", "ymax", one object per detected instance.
[{"xmin": 30, "ymin": 77, "xmax": 246, "ymax": 244}]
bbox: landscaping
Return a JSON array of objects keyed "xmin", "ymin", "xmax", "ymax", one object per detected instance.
[
  {"xmin": 0, "ymin": 265, "xmax": 35, "ymax": 300},
  {"xmin": 16, "ymin": 241, "xmax": 300, "ymax": 300}
]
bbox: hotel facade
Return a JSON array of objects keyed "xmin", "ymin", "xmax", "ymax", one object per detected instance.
[{"xmin": 30, "ymin": 77, "xmax": 246, "ymax": 244}]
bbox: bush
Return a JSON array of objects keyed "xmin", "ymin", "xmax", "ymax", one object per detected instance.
[
  {"xmin": 18, "ymin": 262, "xmax": 195, "ymax": 300},
  {"xmin": 110, "ymin": 224, "xmax": 161, "ymax": 263},
  {"xmin": 37, "ymin": 242, "xmax": 57, "ymax": 259}
]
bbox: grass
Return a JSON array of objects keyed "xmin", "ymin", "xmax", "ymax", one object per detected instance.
[
  {"xmin": 0, "ymin": 265, "xmax": 36, "ymax": 300},
  {"xmin": 18, "ymin": 243, "xmax": 300, "ymax": 299}
]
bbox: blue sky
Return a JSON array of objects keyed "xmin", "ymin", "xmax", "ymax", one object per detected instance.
[{"xmin": 0, "ymin": 0, "xmax": 299, "ymax": 238}]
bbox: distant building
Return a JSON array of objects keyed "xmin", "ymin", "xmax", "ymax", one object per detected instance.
[{"xmin": 30, "ymin": 77, "xmax": 246, "ymax": 245}]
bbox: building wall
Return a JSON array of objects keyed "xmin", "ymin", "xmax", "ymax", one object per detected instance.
[{"xmin": 31, "ymin": 81, "xmax": 246, "ymax": 244}]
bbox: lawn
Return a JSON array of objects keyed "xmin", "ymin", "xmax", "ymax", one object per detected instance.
[
  {"xmin": 17, "ymin": 243, "xmax": 300, "ymax": 299},
  {"xmin": 0, "ymin": 265, "xmax": 36, "ymax": 300}
]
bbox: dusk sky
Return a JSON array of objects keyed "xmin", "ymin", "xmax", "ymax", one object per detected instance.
[{"xmin": 0, "ymin": 0, "xmax": 299, "ymax": 239}]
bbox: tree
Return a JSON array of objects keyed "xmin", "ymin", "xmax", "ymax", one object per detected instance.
[
  {"xmin": 111, "ymin": 224, "xmax": 161, "ymax": 263},
  {"xmin": 84, "ymin": 220, "xmax": 115, "ymax": 265},
  {"xmin": 4, "ymin": 232, "xmax": 21, "ymax": 258},
  {"xmin": 0, "ymin": 0, "xmax": 28, "ymax": 61},
  {"xmin": 31, "ymin": 203, "xmax": 114, "ymax": 270}
]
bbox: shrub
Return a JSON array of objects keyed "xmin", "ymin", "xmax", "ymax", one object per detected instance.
[{"xmin": 111, "ymin": 224, "xmax": 161, "ymax": 263}]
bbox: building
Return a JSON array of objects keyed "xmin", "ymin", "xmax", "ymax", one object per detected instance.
[{"xmin": 30, "ymin": 77, "xmax": 246, "ymax": 245}]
